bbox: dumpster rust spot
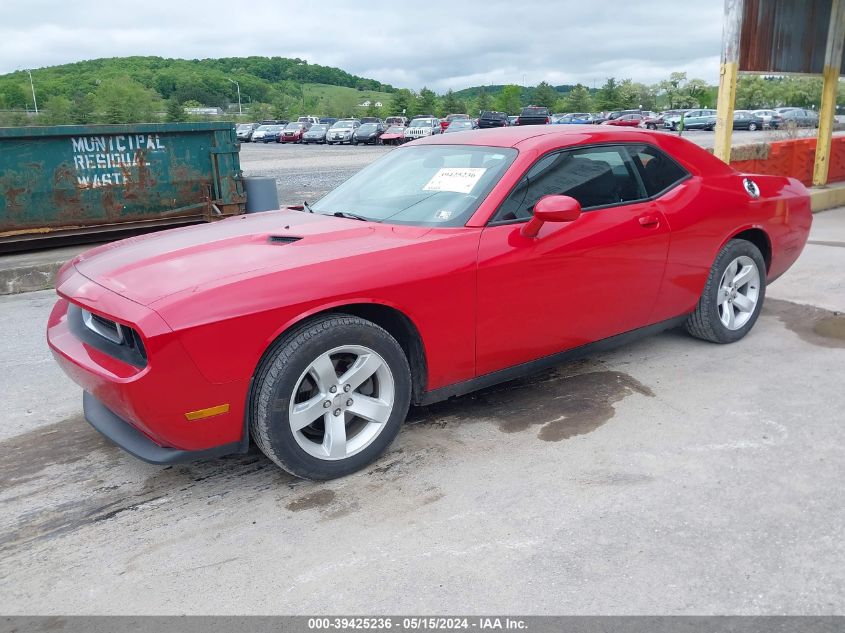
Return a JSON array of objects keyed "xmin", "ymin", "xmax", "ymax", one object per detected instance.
[
  {"xmin": 410, "ymin": 361, "xmax": 655, "ymax": 441},
  {"xmin": 4, "ymin": 187, "xmax": 26, "ymax": 210},
  {"xmin": 52, "ymin": 163, "xmax": 84, "ymax": 222},
  {"xmin": 172, "ymin": 164, "xmax": 210, "ymax": 204},
  {"xmin": 765, "ymin": 299, "xmax": 845, "ymax": 348}
]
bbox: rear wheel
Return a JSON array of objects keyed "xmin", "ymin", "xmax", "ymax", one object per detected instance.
[
  {"xmin": 250, "ymin": 315, "xmax": 411, "ymax": 480},
  {"xmin": 685, "ymin": 239, "xmax": 766, "ymax": 344}
]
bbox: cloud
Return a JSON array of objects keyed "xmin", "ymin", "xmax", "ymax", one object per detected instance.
[{"xmin": 0, "ymin": 0, "xmax": 723, "ymax": 90}]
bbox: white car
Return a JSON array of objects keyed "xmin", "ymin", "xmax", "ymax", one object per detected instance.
[
  {"xmin": 751, "ymin": 109, "xmax": 784, "ymax": 129},
  {"xmin": 403, "ymin": 117, "xmax": 441, "ymax": 141},
  {"xmin": 327, "ymin": 120, "xmax": 360, "ymax": 145}
]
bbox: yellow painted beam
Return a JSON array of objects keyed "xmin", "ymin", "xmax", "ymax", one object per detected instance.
[
  {"xmin": 714, "ymin": 61, "xmax": 739, "ymax": 163},
  {"xmin": 813, "ymin": 64, "xmax": 839, "ymax": 186},
  {"xmin": 814, "ymin": 0, "xmax": 845, "ymax": 186}
]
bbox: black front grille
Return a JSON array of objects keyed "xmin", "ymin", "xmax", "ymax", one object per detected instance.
[{"xmin": 68, "ymin": 304, "xmax": 148, "ymax": 368}]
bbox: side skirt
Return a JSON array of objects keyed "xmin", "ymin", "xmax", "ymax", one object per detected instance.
[{"xmin": 417, "ymin": 315, "xmax": 689, "ymax": 406}]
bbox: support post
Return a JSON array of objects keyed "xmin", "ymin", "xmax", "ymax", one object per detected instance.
[
  {"xmin": 714, "ymin": 0, "xmax": 744, "ymax": 163},
  {"xmin": 814, "ymin": 0, "xmax": 845, "ymax": 186}
]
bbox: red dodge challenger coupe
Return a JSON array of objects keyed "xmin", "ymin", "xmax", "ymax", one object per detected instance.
[{"xmin": 48, "ymin": 126, "xmax": 812, "ymax": 480}]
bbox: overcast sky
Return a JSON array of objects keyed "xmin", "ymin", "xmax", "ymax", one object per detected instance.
[{"xmin": 0, "ymin": 0, "xmax": 724, "ymax": 91}]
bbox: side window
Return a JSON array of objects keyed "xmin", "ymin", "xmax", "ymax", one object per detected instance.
[
  {"xmin": 628, "ymin": 144, "xmax": 690, "ymax": 198},
  {"xmin": 493, "ymin": 145, "xmax": 647, "ymax": 223}
]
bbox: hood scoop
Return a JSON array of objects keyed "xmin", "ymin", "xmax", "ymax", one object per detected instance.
[{"xmin": 267, "ymin": 235, "xmax": 302, "ymax": 245}]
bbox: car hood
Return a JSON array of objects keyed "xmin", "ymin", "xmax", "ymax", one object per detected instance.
[{"xmin": 72, "ymin": 210, "xmax": 433, "ymax": 306}]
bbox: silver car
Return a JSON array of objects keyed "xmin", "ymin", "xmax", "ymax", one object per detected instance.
[{"xmin": 327, "ymin": 120, "xmax": 360, "ymax": 145}]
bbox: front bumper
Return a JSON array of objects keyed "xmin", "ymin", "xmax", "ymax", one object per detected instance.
[
  {"xmin": 84, "ymin": 392, "xmax": 246, "ymax": 464},
  {"xmin": 47, "ymin": 267, "xmax": 251, "ymax": 457}
]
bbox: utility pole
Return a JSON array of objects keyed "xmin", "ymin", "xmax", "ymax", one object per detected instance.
[
  {"xmin": 227, "ymin": 78, "xmax": 242, "ymax": 116},
  {"xmin": 26, "ymin": 69, "xmax": 38, "ymax": 114}
]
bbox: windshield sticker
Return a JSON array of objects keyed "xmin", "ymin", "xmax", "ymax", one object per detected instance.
[
  {"xmin": 435, "ymin": 210, "xmax": 453, "ymax": 220},
  {"xmin": 423, "ymin": 168, "xmax": 487, "ymax": 194}
]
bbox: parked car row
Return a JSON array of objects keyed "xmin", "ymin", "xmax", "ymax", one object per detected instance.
[
  {"xmin": 240, "ymin": 114, "xmax": 482, "ymax": 146},
  {"xmin": 237, "ymin": 104, "xmax": 820, "ymax": 148}
]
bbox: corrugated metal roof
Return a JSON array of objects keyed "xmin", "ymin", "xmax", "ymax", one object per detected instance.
[{"xmin": 739, "ymin": 0, "xmax": 834, "ymax": 74}]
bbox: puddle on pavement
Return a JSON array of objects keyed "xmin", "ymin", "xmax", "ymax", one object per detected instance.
[
  {"xmin": 409, "ymin": 360, "xmax": 654, "ymax": 442},
  {"xmin": 765, "ymin": 299, "xmax": 845, "ymax": 348},
  {"xmin": 285, "ymin": 489, "xmax": 336, "ymax": 512},
  {"xmin": 0, "ymin": 414, "xmax": 120, "ymax": 487}
]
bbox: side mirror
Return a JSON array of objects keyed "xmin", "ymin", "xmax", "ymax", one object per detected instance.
[{"xmin": 520, "ymin": 195, "xmax": 582, "ymax": 238}]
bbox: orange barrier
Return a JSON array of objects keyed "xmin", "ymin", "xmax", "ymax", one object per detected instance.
[{"xmin": 730, "ymin": 136, "xmax": 845, "ymax": 186}]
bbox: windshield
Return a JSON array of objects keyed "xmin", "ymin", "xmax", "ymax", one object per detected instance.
[
  {"xmin": 359, "ymin": 123, "xmax": 377, "ymax": 132},
  {"xmin": 309, "ymin": 125, "xmax": 327, "ymax": 132},
  {"xmin": 311, "ymin": 145, "xmax": 517, "ymax": 227},
  {"xmin": 446, "ymin": 122, "xmax": 472, "ymax": 131},
  {"xmin": 385, "ymin": 126, "xmax": 404, "ymax": 133},
  {"xmin": 332, "ymin": 121, "xmax": 354, "ymax": 129},
  {"xmin": 285, "ymin": 122, "xmax": 303, "ymax": 129},
  {"xmin": 237, "ymin": 124, "xmax": 253, "ymax": 130},
  {"xmin": 410, "ymin": 119, "xmax": 434, "ymax": 127}
]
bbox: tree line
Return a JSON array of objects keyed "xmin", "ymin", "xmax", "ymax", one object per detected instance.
[{"xmin": 0, "ymin": 55, "xmax": 836, "ymax": 128}]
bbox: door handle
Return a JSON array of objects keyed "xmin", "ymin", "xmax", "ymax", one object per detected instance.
[{"xmin": 638, "ymin": 214, "xmax": 660, "ymax": 228}]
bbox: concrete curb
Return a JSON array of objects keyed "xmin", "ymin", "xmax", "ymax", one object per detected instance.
[
  {"xmin": 810, "ymin": 182, "xmax": 845, "ymax": 212},
  {"xmin": 0, "ymin": 260, "xmax": 65, "ymax": 295}
]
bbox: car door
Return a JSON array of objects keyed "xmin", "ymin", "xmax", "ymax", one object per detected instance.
[
  {"xmin": 475, "ymin": 144, "xmax": 671, "ymax": 375},
  {"xmin": 685, "ymin": 110, "xmax": 702, "ymax": 128}
]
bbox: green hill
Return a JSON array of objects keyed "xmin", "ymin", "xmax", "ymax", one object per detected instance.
[{"xmin": 0, "ymin": 56, "xmax": 395, "ymax": 124}]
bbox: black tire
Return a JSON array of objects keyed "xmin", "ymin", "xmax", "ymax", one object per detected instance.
[
  {"xmin": 647, "ymin": 123, "xmax": 657, "ymax": 130},
  {"xmin": 685, "ymin": 239, "xmax": 767, "ymax": 344},
  {"xmin": 748, "ymin": 122, "xmax": 757, "ymax": 131},
  {"xmin": 250, "ymin": 314, "xmax": 412, "ymax": 480}
]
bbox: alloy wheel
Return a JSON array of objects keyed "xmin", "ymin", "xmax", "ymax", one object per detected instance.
[
  {"xmin": 717, "ymin": 255, "xmax": 761, "ymax": 330},
  {"xmin": 288, "ymin": 345, "xmax": 395, "ymax": 460}
]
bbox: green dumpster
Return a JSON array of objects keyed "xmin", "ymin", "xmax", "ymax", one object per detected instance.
[{"xmin": 0, "ymin": 122, "xmax": 246, "ymax": 252}]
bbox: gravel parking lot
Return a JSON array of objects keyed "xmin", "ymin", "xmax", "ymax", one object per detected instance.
[
  {"xmin": 240, "ymin": 142, "xmax": 392, "ymax": 207},
  {"xmin": 2, "ymin": 191, "xmax": 844, "ymax": 614},
  {"xmin": 240, "ymin": 127, "xmax": 833, "ymax": 208}
]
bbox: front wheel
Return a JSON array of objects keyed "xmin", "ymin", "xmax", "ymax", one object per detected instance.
[
  {"xmin": 685, "ymin": 239, "xmax": 766, "ymax": 344},
  {"xmin": 250, "ymin": 314, "xmax": 412, "ymax": 480},
  {"xmin": 748, "ymin": 122, "xmax": 758, "ymax": 131}
]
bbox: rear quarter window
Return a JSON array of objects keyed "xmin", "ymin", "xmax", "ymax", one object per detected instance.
[{"xmin": 628, "ymin": 145, "xmax": 690, "ymax": 197}]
